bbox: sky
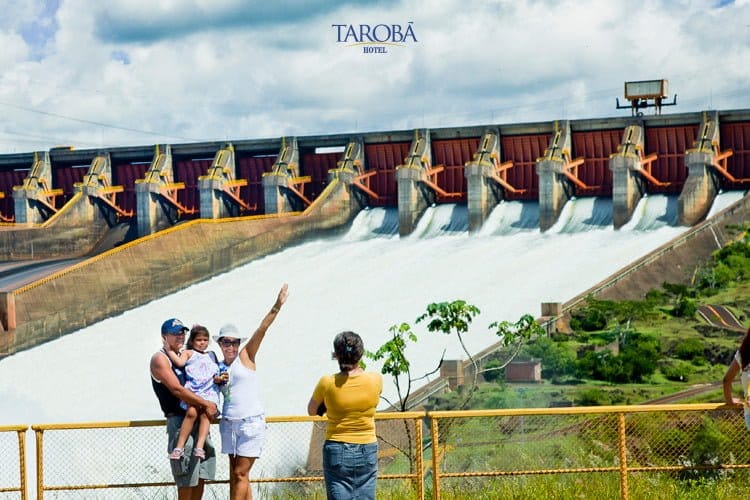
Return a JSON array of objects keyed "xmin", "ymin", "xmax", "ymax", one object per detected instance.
[{"xmin": 0, "ymin": 0, "xmax": 747, "ymax": 153}]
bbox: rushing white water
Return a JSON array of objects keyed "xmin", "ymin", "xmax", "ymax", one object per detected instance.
[
  {"xmin": 4, "ymin": 192, "xmax": 735, "ymax": 425},
  {"xmin": 0, "ymin": 192, "xmax": 743, "ymax": 497}
]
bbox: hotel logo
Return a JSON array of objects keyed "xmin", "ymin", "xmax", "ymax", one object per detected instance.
[{"xmin": 332, "ymin": 22, "xmax": 418, "ymax": 54}]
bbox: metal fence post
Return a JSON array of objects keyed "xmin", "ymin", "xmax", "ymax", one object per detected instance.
[
  {"xmin": 414, "ymin": 416, "xmax": 424, "ymax": 500},
  {"xmin": 430, "ymin": 415, "xmax": 441, "ymax": 500},
  {"xmin": 17, "ymin": 428, "xmax": 27, "ymax": 500},
  {"xmin": 34, "ymin": 428, "xmax": 43, "ymax": 500},
  {"xmin": 617, "ymin": 412, "xmax": 628, "ymax": 500}
]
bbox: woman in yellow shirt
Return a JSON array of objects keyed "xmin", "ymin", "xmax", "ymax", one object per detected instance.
[{"xmin": 308, "ymin": 331, "xmax": 382, "ymax": 500}]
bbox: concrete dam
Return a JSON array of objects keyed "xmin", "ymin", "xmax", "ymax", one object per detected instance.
[{"xmin": 0, "ymin": 108, "xmax": 747, "ymax": 360}]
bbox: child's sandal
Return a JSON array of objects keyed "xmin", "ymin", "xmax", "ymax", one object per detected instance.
[
  {"xmin": 169, "ymin": 447, "xmax": 184, "ymax": 460},
  {"xmin": 193, "ymin": 448, "xmax": 206, "ymax": 460}
]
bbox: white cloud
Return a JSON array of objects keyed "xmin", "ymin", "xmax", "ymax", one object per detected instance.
[{"xmin": 0, "ymin": 0, "xmax": 747, "ymax": 152}]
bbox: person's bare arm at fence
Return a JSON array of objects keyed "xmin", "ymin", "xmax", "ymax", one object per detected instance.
[{"xmin": 724, "ymin": 358, "xmax": 743, "ymax": 405}]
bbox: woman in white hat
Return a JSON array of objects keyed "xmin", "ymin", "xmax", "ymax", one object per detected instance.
[{"xmin": 216, "ymin": 284, "xmax": 288, "ymax": 500}]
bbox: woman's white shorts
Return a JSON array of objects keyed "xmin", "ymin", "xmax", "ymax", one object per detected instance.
[{"xmin": 220, "ymin": 414, "xmax": 267, "ymax": 458}]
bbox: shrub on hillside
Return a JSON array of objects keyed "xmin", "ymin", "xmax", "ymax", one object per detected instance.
[
  {"xmin": 574, "ymin": 388, "xmax": 609, "ymax": 406},
  {"xmin": 645, "ymin": 288, "xmax": 666, "ymax": 303},
  {"xmin": 621, "ymin": 332, "xmax": 660, "ymax": 381},
  {"xmin": 671, "ymin": 297, "xmax": 697, "ymax": 318},
  {"xmin": 570, "ymin": 307, "xmax": 607, "ymax": 331},
  {"xmin": 576, "ymin": 332, "xmax": 659, "ymax": 383},
  {"xmin": 481, "ymin": 358, "xmax": 504, "ymax": 382},
  {"xmin": 659, "ymin": 359, "xmax": 691, "ymax": 382},
  {"xmin": 678, "ymin": 417, "xmax": 730, "ymax": 481},
  {"xmin": 725, "ymin": 254, "xmax": 750, "ymax": 280},
  {"xmin": 521, "ymin": 337, "xmax": 576, "ymax": 381},
  {"xmin": 571, "ymin": 297, "xmax": 660, "ymax": 333},
  {"xmin": 674, "ymin": 337, "xmax": 704, "ymax": 361}
]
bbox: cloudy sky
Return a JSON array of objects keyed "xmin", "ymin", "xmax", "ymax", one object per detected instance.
[{"xmin": 0, "ymin": 0, "xmax": 747, "ymax": 153}]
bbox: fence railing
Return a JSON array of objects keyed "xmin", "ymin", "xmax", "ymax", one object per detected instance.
[
  {"xmin": 0, "ymin": 425, "xmax": 27, "ymax": 500},
  {"xmin": 428, "ymin": 404, "xmax": 750, "ymax": 500},
  {"xmin": 4, "ymin": 404, "xmax": 749, "ymax": 499}
]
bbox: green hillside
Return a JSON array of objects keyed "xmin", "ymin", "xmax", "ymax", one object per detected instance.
[{"xmin": 428, "ymin": 224, "xmax": 750, "ymax": 411}]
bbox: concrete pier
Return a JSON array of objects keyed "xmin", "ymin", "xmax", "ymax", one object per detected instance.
[
  {"xmin": 263, "ymin": 137, "xmax": 302, "ymax": 214},
  {"xmin": 198, "ymin": 144, "xmax": 245, "ymax": 219},
  {"xmin": 610, "ymin": 125, "xmax": 647, "ymax": 229},
  {"xmin": 135, "ymin": 145, "xmax": 176, "ymax": 236},
  {"xmin": 465, "ymin": 129, "xmax": 503, "ymax": 232},
  {"xmin": 0, "ymin": 153, "xmax": 128, "ymax": 260},
  {"xmin": 75, "ymin": 154, "xmax": 115, "ymax": 222},
  {"xmin": 395, "ymin": 129, "xmax": 434, "ymax": 236},
  {"xmin": 13, "ymin": 152, "xmax": 59, "ymax": 224},
  {"xmin": 679, "ymin": 111, "xmax": 721, "ymax": 226},
  {"xmin": 329, "ymin": 137, "xmax": 372, "ymax": 210},
  {"xmin": 65, "ymin": 153, "xmax": 134, "ymax": 234},
  {"xmin": 536, "ymin": 121, "xmax": 576, "ymax": 231}
]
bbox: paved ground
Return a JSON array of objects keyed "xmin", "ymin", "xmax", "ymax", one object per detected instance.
[
  {"xmin": 697, "ymin": 304, "xmax": 745, "ymax": 332},
  {"xmin": 645, "ymin": 382, "xmax": 722, "ymax": 404},
  {"xmin": 0, "ymin": 258, "xmax": 82, "ymax": 291}
]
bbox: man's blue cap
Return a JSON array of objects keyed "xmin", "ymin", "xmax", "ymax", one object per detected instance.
[{"xmin": 161, "ymin": 318, "xmax": 189, "ymax": 335}]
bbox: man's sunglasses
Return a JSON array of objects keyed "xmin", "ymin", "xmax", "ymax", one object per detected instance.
[{"xmin": 220, "ymin": 339, "xmax": 241, "ymax": 347}]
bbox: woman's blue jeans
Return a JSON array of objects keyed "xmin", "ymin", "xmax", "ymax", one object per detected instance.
[{"xmin": 322, "ymin": 440, "xmax": 378, "ymax": 500}]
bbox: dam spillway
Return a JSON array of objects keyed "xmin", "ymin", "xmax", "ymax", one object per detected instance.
[{"xmin": 4, "ymin": 192, "xmax": 747, "ymax": 426}]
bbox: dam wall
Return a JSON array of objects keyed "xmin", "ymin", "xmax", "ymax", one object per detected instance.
[{"xmin": 0, "ymin": 176, "xmax": 361, "ymax": 355}]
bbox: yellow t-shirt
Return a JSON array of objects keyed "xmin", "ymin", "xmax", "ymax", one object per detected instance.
[{"xmin": 313, "ymin": 371, "xmax": 382, "ymax": 444}]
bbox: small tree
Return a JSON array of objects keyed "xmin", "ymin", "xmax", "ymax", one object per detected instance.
[
  {"xmin": 488, "ymin": 314, "xmax": 545, "ymax": 368},
  {"xmin": 522, "ymin": 336, "xmax": 576, "ymax": 381},
  {"xmin": 366, "ymin": 322, "xmax": 444, "ymax": 412},
  {"xmin": 417, "ymin": 301, "xmax": 540, "ymax": 409},
  {"xmin": 366, "ymin": 322, "xmax": 443, "ymax": 472},
  {"xmin": 366, "ymin": 301, "xmax": 541, "ymax": 467},
  {"xmin": 417, "ymin": 300, "xmax": 481, "ymax": 398}
]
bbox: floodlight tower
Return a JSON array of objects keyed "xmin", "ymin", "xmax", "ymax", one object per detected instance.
[{"xmin": 616, "ymin": 79, "xmax": 677, "ymax": 116}]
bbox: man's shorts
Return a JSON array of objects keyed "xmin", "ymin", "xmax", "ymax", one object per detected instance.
[
  {"xmin": 166, "ymin": 415, "xmax": 217, "ymax": 488},
  {"xmin": 220, "ymin": 414, "xmax": 267, "ymax": 458}
]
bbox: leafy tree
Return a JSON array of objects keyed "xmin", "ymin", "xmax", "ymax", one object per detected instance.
[
  {"xmin": 365, "ymin": 322, "xmax": 443, "ymax": 472},
  {"xmin": 369, "ymin": 300, "xmax": 540, "ymax": 411},
  {"xmin": 659, "ymin": 359, "xmax": 691, "ymax": 382},
  {"xmin": 619, "ymin": 332, "xmax": 659, "ymax": 382},
  {"xmin": 522, "ymin": 337, "xmax": 576, "ymax": 381},
  {"xmin": 662, "ymin": 282, "xmax": 698, "ymax": 317},
  {"xmin": 480, "ymin": 358, "xmax": 504, "ymax": 382},
  {"xmin": 671, "ymin": 297, "xmax": 697, "ymax": 318},
  {"xmin": 678, "ymin": 417, "xmax": 729, "ymax": 481},
  {"xmin": 674, "ymin": 338, "xmax": 704, "ymax": 361},
  {"xmin": 366, "ymin": 322, "xmax": 443, "ymax": 412},
  {"xmin": 486, "ymin": 314, "xmax": 544, "ymax": 370},
  {"xmin": 570, "ymin": 305, "xmax": 608, "ymax": 331},
  {"xmin": 576, "ymin": 331, "xmax": 659, "ymax": 383},
  {"xmin": 417, "ymin": 300, "xmax": 481, "ymax": 393},
  {"xmin": 662, "ymin": 282, "xmax": 694, "ymax": 299}
]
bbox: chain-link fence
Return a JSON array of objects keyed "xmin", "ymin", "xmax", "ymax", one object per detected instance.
[
  {"xmin": 8, "ymin": 405, "xmax": 750, "ymax": 499},
  {"xmin": 0, "ymin": 425, "xmax": 27, "ymax": 500},
  {"xmin": 428, "ymin": 404, "xmax": 750, "ymax": 499},
  {"xmin": 26, "ymin": 413, "xmax": 424, "ymax": 499}
]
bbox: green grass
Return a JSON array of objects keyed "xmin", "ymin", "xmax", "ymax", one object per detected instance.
[
  {"xmin": 435, "ymin": 272, "xmax": 749, "ymax": 411},
  {"xmin": 261, "ymin": 473, "xmax": 750, "ymax": 499},
  {"xmin": 427, "ymin": 472, "xmax": 750, "ymax": 500}
]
